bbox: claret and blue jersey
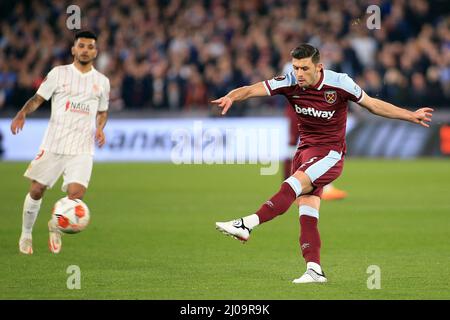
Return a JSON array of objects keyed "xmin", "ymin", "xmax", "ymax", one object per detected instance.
[{"xmin": 263, "ymin": 69, "xmax": 364, "ymax": 153}]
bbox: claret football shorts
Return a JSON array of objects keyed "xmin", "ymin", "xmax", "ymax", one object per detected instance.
[
  {"xmin": 291, "ymin": 146, "xmax": 344, "ymax": 198},
  {"xmin": 24, "ymin": 150, "xmax": 93, "ymax": 192}
]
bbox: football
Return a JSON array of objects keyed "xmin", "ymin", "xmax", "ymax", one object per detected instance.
[{"xmin": 51, "ymin": 197, "xmax": 90, "ymax": 234}]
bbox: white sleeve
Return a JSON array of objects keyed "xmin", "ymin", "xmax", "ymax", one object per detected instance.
[
  {"xmin": 339, "ymin": 73, "xmax": 364, "ymax": 103},
  {"xmin": 98, "ymin": 77, "xmax": 110, "ymax": 112},
  {"xmin": 36, "ymin": 68, "xmax": 58, "ymax": 101}
]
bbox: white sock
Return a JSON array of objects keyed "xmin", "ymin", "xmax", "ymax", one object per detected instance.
[
  {"xmin": 21, "ymin": 193, "xmax": 42, "ymax": 238},
  {"xmin": 284, "ymin": 176, "xmax": 302, "ymax": 197},
  {"xmin": 307, "ymin": 262, "xmax": 323, "ymax": 274},
  {"xmin": 242, "ymin": 214, "xmax": 260, "ymax": 230}
]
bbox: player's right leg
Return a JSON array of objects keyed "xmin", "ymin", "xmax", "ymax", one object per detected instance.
[
  {"xmin": 215, "ymin": 171, "xmax": 313, "ymax": 243},
  {"xmin": 21, "ymin": 150, "xmax": 64, "ymax": 254},
  {"xmin": 19, "ymin": 181, "xmax": 46, "ymax": 255}
]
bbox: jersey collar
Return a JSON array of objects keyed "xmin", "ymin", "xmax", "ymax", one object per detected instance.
[
  {"xmin": 70, "ymin": 63, "xmax": 95, "ymax": 76},
  {"xmin": 310, "ymin": 69, "xmax": 325, "ymax": 90}
]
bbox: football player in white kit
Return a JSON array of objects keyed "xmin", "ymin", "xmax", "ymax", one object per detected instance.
[{"xmin": 10, "ymin": 31, "xmax": 110, "ymax": 254}]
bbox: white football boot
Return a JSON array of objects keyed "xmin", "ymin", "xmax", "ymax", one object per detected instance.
[
  {"xmin": 292, "ymin": 262, "xmax": 327, "ymax": 284},
  {"xmin": 19, "ymin": 235, "xmax": 33, "ymax": 255},
  {"xmin": 215, "ymin": 218, "xmax": 251, "ymax": 243},
  {"xmin": 48, "ymin": 219, "xmax": 62, "ymax": 254}
]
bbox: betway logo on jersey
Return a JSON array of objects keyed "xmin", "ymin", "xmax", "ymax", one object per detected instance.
[
  {"xmin": 65, "ymin": 101, "xmax": 90, "ymax": 115},
  {"xmin": 294, "ymin": 104, "xmax": 335, "ymax": 120}
]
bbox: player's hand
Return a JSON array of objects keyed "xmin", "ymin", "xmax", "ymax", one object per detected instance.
[
  {"xmin": 412, "ymin": 107, "xmax": 433, "ymax": 128},
  {"xmin": 95, "ymin": 129, "xmax": 106, "ymax": 148},
  {"xmin": 10, "ymin": 111, "xmax": 26, "ymax": 135},
  {"xmin": 211, "ymin": 96, "xmax": 233, "ymax": 115}
]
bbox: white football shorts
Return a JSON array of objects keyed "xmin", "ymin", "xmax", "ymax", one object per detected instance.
[{"xmin": 24, "ymin": 150, "xmax": 93, "ymax": 192}]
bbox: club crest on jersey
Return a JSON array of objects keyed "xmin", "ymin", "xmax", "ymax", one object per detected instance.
[
  {"xmin": 324, "ymin": 90, "xmax": 337, "ymax": 104},
  {"xmin": 92, "ymin": 84, "xmax": 100, "ymax": 94}
]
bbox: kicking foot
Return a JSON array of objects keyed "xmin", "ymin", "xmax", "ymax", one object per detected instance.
[
  {"xmin": 19, "ymin": 236, "xmax": 33, "ymax": 255},
  {"xmin": 48, "ymin": 220, "xmax": 62, "ymax": 254},
  {"xmin": 292, "ymin": 262, "xmax": 327, "ymax": 284},
  {"xmin": 322, "ymin": 185, "xmax": 347, "ymax": 201},
  {"xmin": 215, "ymin": 218, "xmax": 251, "ymax": 243}
]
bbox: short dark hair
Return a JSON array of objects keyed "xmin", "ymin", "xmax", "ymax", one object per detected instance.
[
  {"xmin": 290, "ymin": 44, "xmax": 320, "ymax": 64},
  {"xmin": 74, "ymin": 30, "xmax": 97, "ymax": 42}
]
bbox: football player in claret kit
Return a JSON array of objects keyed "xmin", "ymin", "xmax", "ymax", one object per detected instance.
[
  {"xmin": 284, "ymin": 103, "xmax": 347, "ymax": 201},
  {"xmin": 212, "ymin": 44, "xmax": 433, "ymax": 283},
  {"xmin": 10, "ymin": 30, "xmax": 110, "ymax": 254}
]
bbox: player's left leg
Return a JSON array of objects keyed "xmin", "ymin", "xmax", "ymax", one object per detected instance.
[
  {"xmin": 66, "ymin": 183, "xmax": 87, "ymax": 200},
  {"xmin": 61, "ymin": 153, "xmax": 93, "ymax": 197},
  {"xmin": 48, "ymin": 154, "xmax": 92, "ymax": 254},
  {"xmin": 292, "ymin": 195, "xmax": 327, "ymax": 284},
  {"xmin": 48, "ymin": 183, "xmax": 87, "ymax": 254}
]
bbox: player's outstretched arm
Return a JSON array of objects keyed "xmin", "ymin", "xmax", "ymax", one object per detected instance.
[
  {"xmin": 211, "ymin": 82, "xmax": 269, "ymax": 115},
  {"xmin": 358, "ymin": 93, "xmax": 433, "ymax": 128},
  {"xmin": 10, "ymin": 94, "xmax": 46, "ymax": 135}
]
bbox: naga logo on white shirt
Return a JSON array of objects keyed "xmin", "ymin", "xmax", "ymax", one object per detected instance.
[
  {"xmin": 294, "ymin": 104, "xmax": 335, "ymax": 120},
  {"xmin": 65, "ymin": 100, "xmax": 91, "ymax": 115}
]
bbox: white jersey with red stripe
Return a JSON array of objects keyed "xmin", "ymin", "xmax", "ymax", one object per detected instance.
[{"xmin": 36, "ymin": 63, "xmax": 109, "ymax": 155}]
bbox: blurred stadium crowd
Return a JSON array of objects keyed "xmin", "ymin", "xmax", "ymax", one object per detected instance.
[{"xmin": 0, "ymin": 0, "xmax": 449, "ymax": 115}]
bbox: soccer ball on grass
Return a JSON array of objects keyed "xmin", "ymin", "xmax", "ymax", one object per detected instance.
[{"xmin": 51, "ymin": 197, "xmax": 90, "ymax": 234}]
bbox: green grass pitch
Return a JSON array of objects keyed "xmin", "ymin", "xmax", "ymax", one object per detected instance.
[{"xmin": 0, "ymin": 159, "xmax": 449, "ymax": 299}]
